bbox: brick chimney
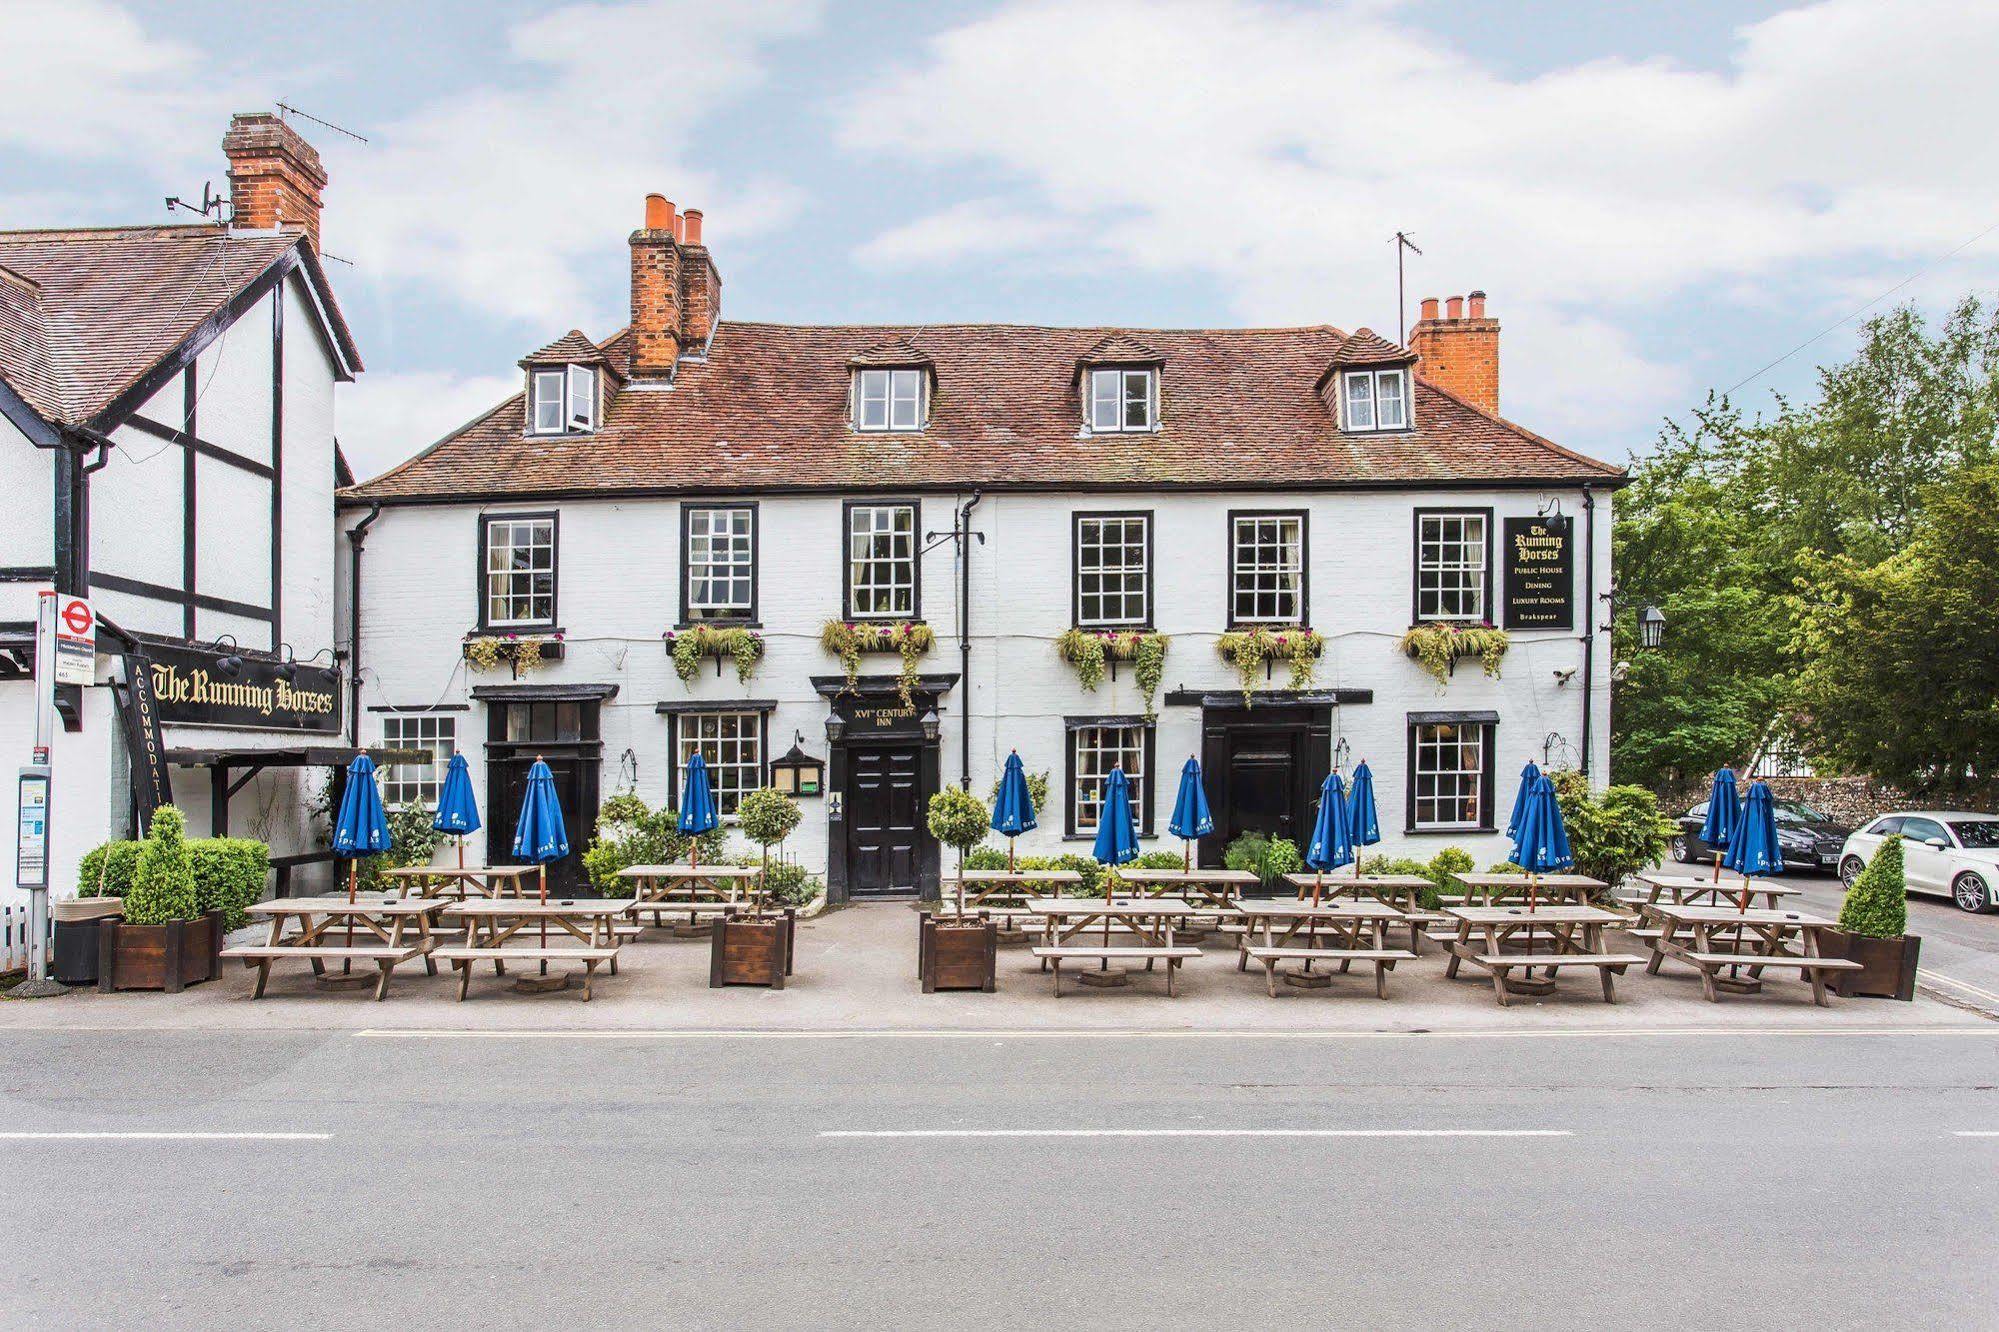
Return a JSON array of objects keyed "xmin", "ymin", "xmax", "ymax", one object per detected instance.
[
  {"xmin": 222, "ymin": 112, "xmax": 328, "ymax": 252},
  {"xmin": 1408, "ymin": 289, "xmax": 1499, "ymax": 415},
  {"xmin": 629, "ymin": 195, "xmax": 723, "ymax": 377}
]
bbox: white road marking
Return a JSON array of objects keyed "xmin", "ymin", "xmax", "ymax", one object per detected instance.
[
  {"xmin": 356, "ymin": 1025, "xmax": 1999, "ymax": 1041},
  {"xmin": 0, "ymin": 1131, "xmax": 330, "ymax": 1141},
  {"xmin": 819, "ymin": 1128, "xmax": 1570, "ymax": 1139},
  {"xmin": 1953, "ymin": 1131, "xmax": 1999, "ymax": 1138}
]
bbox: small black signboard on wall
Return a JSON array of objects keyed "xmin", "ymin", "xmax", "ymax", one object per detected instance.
[
  {"xmin": 141, "ymin": 641, "xmax": 343, "ymax": 733},
  {"xmin": 1502, "ymin": 517, "xmax": 1574, "ymax": 630}
]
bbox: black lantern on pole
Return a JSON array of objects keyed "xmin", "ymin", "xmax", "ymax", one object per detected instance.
[{"xmin": 770, "ymin": 734, "xmax": 825, "ymax": 798}]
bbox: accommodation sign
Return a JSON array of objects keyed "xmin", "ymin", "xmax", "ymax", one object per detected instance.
[
  {"xmin": 144, "ymin": 642, "xmax": 343, "ymax": 733},
  {"xmin": 1502, "ymin": 517, "xmax": 1574, "ymax": 630}
]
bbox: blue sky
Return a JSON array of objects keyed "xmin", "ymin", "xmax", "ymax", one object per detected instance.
[{"xmin": 3, "ymin": 0, "xmax": 1994, "ymax": 479}]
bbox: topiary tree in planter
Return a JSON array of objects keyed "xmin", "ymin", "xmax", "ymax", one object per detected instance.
[
  {"xmin": 927, "ymin": 785, "xmax": 990, "ymax": 916},
  {"xmin": 1839, "ymin": 836, "xmax": 1908, "ymax": 938},
  {"xmin": 125, "ymin": 806, "xmax": 197, "ymax": 926},
  {"xmin": 736, "ymin": 786, "xmax": 802, "ymax": 910},
  {"xmin": 1832, "ymin": 836, "xmax": 1920, "ymax": 1000}
]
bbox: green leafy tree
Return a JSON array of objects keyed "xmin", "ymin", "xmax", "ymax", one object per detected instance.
[
  {"xmin": 125, "ymin": 806, "xmax": 197, "ymax": 926},
  {"xmin": 1612, "ymin": 296, "xmax": 1999, "ymax": 790},
  {"xmin": 1792, "ymin": 464, "xmax": 1999, "ymax": 793},
  {"xmin": 1838, "ymin": 836, "xmax": 1908, "ymax": 938},
  {"xmin": 927, "ymin": 785, "xmax": 990, "ymax": 910}
]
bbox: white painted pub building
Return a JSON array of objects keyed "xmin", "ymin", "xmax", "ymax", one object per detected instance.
[{"xmin": 342, "ymin": 194, "xmax": 1624, "ymax": 902}]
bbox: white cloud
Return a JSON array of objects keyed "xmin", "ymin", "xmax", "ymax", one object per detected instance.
[
  {"xmin": 837, "ymin": 0, "xmax": 1999, "ymax": 438},
  {"xmin": 325, "ymin": 0, "xmax": 823, "ymax": 328},
  {"xmin": 338, "ymin": 370, "xmax": 520, "ymax": 483},
  {"xmin": 853, "ymin": 198, "xmax": 1080, "ymax": 269}
]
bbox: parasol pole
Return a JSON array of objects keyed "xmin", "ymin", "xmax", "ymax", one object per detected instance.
[
  {"xmin": 457, "ymin": 833, "xmax": 465, "ymax": 869},
  {"xmin": 539, "ymin": 862, "xmax": 549, "ymax": 975},
  {"xmin": 1712, "ymin": 848, "xmax": 1723, "ymax": 885},
  {"xmin": 1529, "ymin": 870, "xmax": 1539, "ymax": 914},
  {"xmin": 1008, "ymin": 835, "xmax": 1016, "ymax": 874}
]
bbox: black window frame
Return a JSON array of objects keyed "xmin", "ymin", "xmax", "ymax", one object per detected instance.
[
  {"xmin": 1063, "ymin": 715, "xmax": 1157, "ymax": 839},
  {"xmin": 1411, "ymin": 506, "xmax": 1495, "ymax": 625},
  {"xmin": 1404, "ymin": 712, "xmax": 1498, "ymax": 835},
  {"xmin": 1071, "ymin": 509, "xmax": 1155, "ymax": 630},
  {"xmin": 476, "ymin": 509, "xmax": 560, "ymax": 633},
  {"xmin": 666, "ymin": 706, "xmax": 773, "ymax": 819},
  {"xmin": 840, "ymin": 497, "xmax": 923, "ymax": 622},
  {"xmin": 1226, "ymin": 508, "xmax": 1310, "ymax": 629},
  {"xmin": 678, "ymin": 501, "xmax": 760, "ymax": 627}
]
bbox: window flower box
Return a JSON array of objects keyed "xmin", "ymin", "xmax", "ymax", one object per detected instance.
[
  {"xmin": 819, "ymin": 620, "xmax": 934, "ymax": 705},
  {"xmin": 462, "ymin": 631, "xmax": 564, "ymax": 676},
  {"xmin": 1399, "ymin": 622, "xmax": 1508, "ymax": 687},
  {"xmin": 1054, "ymin": 628, "xmax": 1170, "ymax": 720},
  {"xmin": 666, "ymin": 624, "xmax": 765, "ymax": 683},
  {"xmin": 1215, "ymin": 627, "xmax": 1324, "ymax": 705}
]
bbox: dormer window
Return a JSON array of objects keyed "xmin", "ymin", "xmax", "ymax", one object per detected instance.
[
  {"xmin": 530, "ymin": 364, "xmax": 598, "ymax": 435},
  {"xmin": 1343, "ymin": 368, "xmax": 1408, "ymax": 432},
  {"xmin": 1088, "ymin": 367, "xmax": 1156, "ymax": 433},
  {"xmin": 853, "ymin": 367, "xmax": 927, "ymax": 432}
]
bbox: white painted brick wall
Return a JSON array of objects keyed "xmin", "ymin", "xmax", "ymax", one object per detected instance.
[{"xmin": 354, "ymin": 485, "xmax": 1614, "ymax": 879}]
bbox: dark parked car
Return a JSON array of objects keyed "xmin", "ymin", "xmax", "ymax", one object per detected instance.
[{"xmin": 1671, "ymin": 798, "xmax": 1851, "ymax": 874}]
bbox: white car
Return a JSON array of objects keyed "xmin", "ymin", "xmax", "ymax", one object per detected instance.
[{"xmin": 1839, "ymin": 811, "xmax": 1999, "ymax": 913}]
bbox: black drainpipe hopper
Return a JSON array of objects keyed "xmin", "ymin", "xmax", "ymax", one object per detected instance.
[{"xmin": 345, "ymin": 503, "xmax": 383, "ymax": 747}]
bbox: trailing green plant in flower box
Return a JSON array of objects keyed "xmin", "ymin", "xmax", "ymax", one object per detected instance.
[
  {"xmin": 1215, "ymin": 626, "xmax": 1323, "ymax": 704},
  {"xmin": 1399, "ymin": 621, "xmax": 1508, "ymax": 686},
  {"xmin": 666, "ymin": 624, "xmax": 765, "ymax": 683},
  {"xmin": 820, "ymin": 619, "xmax": 934, "ymax": 705},
  {"xmin": 1054, "ymin": 628, "xmax": 1170, "ymax": 719},
  {"xmin": 463, "ymin": 631, "xmax": 564, "ymax": 675}
]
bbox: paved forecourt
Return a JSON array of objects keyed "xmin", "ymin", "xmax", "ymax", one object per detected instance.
[{"xmin": 5, "ymin": 896, "xmax": 1991, "ymax": 1034}]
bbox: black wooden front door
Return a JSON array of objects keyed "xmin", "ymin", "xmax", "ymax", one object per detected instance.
[
  {"xmin": 487, "ymin": 750, "xmax": 597, "ymax": 896},
  {"xmin": 845, "ymin": 743, "xmax": 924, "ymax": 895},
  {"xmin": 1201, "ymin": 704, "xmax": 1331, "ymax": 872}
]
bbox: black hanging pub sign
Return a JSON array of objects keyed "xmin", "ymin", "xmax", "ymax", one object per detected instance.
[{"xmin": 1502, "ymin": 516, "xmax": 1575, "ymax": 630}]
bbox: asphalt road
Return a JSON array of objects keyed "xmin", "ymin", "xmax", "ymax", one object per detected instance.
[{"xmin": 3, "ymin": 1025, "xmax": 1994, "ymax": 1328}]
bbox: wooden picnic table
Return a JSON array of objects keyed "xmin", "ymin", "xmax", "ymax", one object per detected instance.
[
  {"xmin": 618, "ymin": 864, "xmax": 762, "ymax": 931},
  {"xmin": 1114, "ymin": 867, "xmax": 1258, "ymax": 911},
  {"xmin": 941, "ymin": 869, "xmax": 1084, "ymax": 918},
  {"xmin": 1281, "ymin": 873, "xmax": 1439, "ymax": 952},
  {"xmin": 381, "ymin": 864, "xmax": 535, "ymax": 899},
  {"xmin": 1449, "ymin": 872, "xmax": 1607, "ymax": 907},
  {"xmin": 1640, "ymin": 903, "xmax": 1860, "ymax": 1006},
  {"xmin": 1442, "ymin": 905, "xmax": 1644, "ymax": 1007},
  {"xmin": 437, "ymin": 898, "xmax": 638, "ymax": 1001},
  {"xmin": 224, "ymin": 895, "xmax": 450, "ymax": 1000},
  {"xmin": 1634, "ymin": 871, "xmax": 1801, "ymax": 912},
  {"xmin": 1022, "ymin": 896, "xmax": 1202, "ymax": 995},
  {"xmin": 1231, "ymin": 899, "xmax": 1416, "ymax": 998}
]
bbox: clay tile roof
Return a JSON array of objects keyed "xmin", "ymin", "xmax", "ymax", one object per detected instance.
[
  {"xmin": 1327, "ymin": 328, "xmax": 1416, "ymax": 367},
  {"xmin": 0, "ymin": 224, "xmax": 359, "ymax": 427},
  {"xmin": 343, "ymin": 321, "xmax": 1625, "ymax": 503},
  {"xmin": 847, "ymin": 335, "xmax": 933, "ymax": 367},
  {"xmin": 1076, "ymin": 332, "xmax": 1165, "ymax": 365},
  {"xmin": 520, "ymin": 329, "xmax": 613, "ymax": 367}
]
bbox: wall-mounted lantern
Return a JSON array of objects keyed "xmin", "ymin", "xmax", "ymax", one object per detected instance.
[{"xmin": 770, "ymin": 735, "xmax": 826, "ymax": 798}]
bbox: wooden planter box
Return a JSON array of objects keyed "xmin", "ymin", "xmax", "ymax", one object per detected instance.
[
  {"xmin": 1822, "ymin": 930, "xmax": 1921, "ymax": 1001},
  {"xmin": 919, "ymin": 916, "xmax": 997, "ymax": 993},
  {"xmin": 96, "ymin": 910, "xmax": 224, "ymax": 993},
  {"xmin": 709, "ymin": 910, "xmax": 796, "ymax": 989}
]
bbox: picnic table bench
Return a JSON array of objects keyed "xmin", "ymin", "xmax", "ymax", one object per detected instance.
[
  {"xmin": 380, "ymin": 864, "xmax": 535, "ymax": 899},
  {"xmin": 438, "ymin": 898, "xmax": 636, "ymax": 1001},
  {"xmin": 1633, "ymin": 872, "xmax": 1801, "ymax": 912},
  {"xmin": 1442, "ymin": 905, "xmax": 1643, "ymax": 1006},
  {"xmin": 1024, "ymin": 897, "xmax": 1201, "ymax": 995},
  {"xmin": 224, "ymin": 896, "xmax": 449, "ymax": 1000},
  {"xmin": 1447, "ymin": 872, "xmax": 1608, "ymax": 908},
  {"xmin": 617, "ymin": 865, "xmax": 761, "ymax": 933},
  {"xmin": 1234, "ymin": 899, "xmax": 1416, "ymax": 997},
  {"xmin": 1281, "ymin": 873, "xmax": 1440, "ymax": 952},
  {"xmin": 1641, "ymin": 904, "xmax": 1860, "ymax": 1005}
]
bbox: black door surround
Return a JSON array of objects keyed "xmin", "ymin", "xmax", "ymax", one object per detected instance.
[
  {"xmin": 815, "ymin": 673, "xmax": 957, "ymax": 904},
  {"xmin": 1197, "ymin": 702, "xmax": 1332, "ymax": 874}
]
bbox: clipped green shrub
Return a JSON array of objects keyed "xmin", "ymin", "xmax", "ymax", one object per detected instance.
[
  {"xmin": 1224, "ymin": 833, "xmax": 1304, "ymax": 888},
  {"xmin": 927, "ymin": 786, "xmax": 990, "ymax": 862},
  {"xmin": 744, "ymin": 859, "xmax": 824, "ymax": 909},
  {"xmin": 1839, "ymin": 836, "xmax": 1908, "ymax": 939},
  {"xmin": 737, "ymin": 787, "xmax": 802, "ymax": 851},
  {"xmin": 1136, "ymin": 850, "xmax": 1188, "ymax": 870},
  {"xmin": 125, "ymin": 806, "xmax": 197, "ymax": 926},
  {"xmin": 963, "ymin": 845, "xmax": 1010, "ymax": 871},
  {"xmin": 77, "ymin": 840, "xmax": 144, "ymax": 898},
  {"xmin": 1547, "ymin": 769, "xmax": 1675, "ymax": 892},
  {"xmin": 596, "ymin": 793, "xmax": 651, "ymax": 832},
  {"xmin": 190, "ymin": 838, "xmax": 270, "ymax": 929},
  {"xmin": 582, "ymin": 803, "xmax": 727, "ymax": 894}
]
